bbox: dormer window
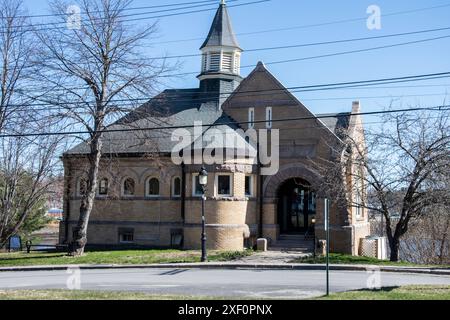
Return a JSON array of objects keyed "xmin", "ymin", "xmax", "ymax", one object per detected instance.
[{"xmin": 248, "ymin": 108, "xmax": 255, "ymax": 128}]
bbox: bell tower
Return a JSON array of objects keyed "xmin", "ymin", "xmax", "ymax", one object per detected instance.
[{"xmin": 198, "ymin": 0, "xmax": 243, "ymax": 104}]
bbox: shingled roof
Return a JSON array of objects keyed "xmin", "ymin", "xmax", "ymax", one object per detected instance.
[
  {"xmin": 64, "ymin": 71, "xmax": 351, "ymax": 156},
  {"xmin": 318, "ymin": 112, "xmax": 351, "ymax": 139},
  {"xmin": 200, "ymin": 1, "xmax": 241, "ymax": 50}
]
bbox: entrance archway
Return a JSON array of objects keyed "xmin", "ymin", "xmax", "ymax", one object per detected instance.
[{"xmin": 277, "ymin": 178, "xmax": 316, "ymax": 235}]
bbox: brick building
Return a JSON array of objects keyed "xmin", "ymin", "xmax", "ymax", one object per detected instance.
[{"xmin": 60, "ymin": 1, "xmax": 370, "ymax": 254}]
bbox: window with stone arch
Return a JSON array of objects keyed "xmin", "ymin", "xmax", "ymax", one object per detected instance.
[
  {"xmin": 77, "ymin": 177, "xmax": 87, "ymax": 196},
  {"xmin": 146, "ymin": 177, "xmax": 160, "ymax": 197},
  {"xmin": 122, "ymin": 177, "xmax": 135, "ymax": 196},
  {"xmin": 172, "ymin": 176, "xmax": 181, "ymax": 197}
]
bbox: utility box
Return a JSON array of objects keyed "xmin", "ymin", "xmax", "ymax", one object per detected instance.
[
  {"xmin": 316, "ymin": 239, "xmax": 327, "ymax": 256},
  {"xmin": 256, "ymin": 238, "xmax": 268, "ymax": 251},
  {"xmin": 359, "ymin": 236, "xmax": 387, "ymax": 260}
]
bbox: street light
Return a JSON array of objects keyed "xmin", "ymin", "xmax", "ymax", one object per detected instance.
[{"xmin": 199, "ymin": 166, "xmax": 208, "ymax": 262}]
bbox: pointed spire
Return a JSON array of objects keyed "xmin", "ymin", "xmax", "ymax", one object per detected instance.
[{"xmin": 200, "ymin": 1, "xmax": 241, "ymax": 50}]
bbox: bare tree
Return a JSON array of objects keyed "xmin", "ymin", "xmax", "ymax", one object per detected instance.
[
  {"xmin": 401, "ymin": 204, "xmax": 449, "ymax": 264},
  {"xmin": 0, "ymin": 0, "xmax": 62, "ymax": 248},
  {"xmin": 0, "ymin": 112, "xmax": 63, "ymax": 248},
  {"xmin": 34, "ymin": 0, "xmax": 172, "ymax": 256},
  {"xmin": 0, "ymin": 0, "xmax": 34, "ymax": 132},
  {"xmin": 313, "ymin": 109, "xmax": 450, "ymax": 262}
]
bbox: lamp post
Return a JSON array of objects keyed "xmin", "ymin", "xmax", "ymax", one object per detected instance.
[{"xmin": 198, "ymin": 166, "xmax": 208, "ymax": 262}]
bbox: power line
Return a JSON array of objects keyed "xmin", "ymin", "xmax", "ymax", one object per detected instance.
[
  {"xmin": 1, "ymin": 105, "xmax": 448, "ymax": 138},
  {"xmin": 163, "ymin": 34, "xmax": 450, "ymax": 77},
  {"xmin": 5, "ymin": 71, "xmax": 450, "ymax": 109},
  {"xmin": 95, "ymin": 114, "xmax": 449, "ymax": 142},
  {"xmin": 5, "ymin": 91, "xmax": 449, "ymax": 114},
  {"xmin": 147, "ymin": 26, "xmax": 450, "ymax": 60},
  {"xmin": 0, "ymin": 0, "xmax": 224, "ymax": 19},
  {"xmin": 153, "ymin": 2, "xmax": 450, "ymax": 45},
  {"xmin": 0, "ymin": 0, "xmax": 265, "ymax": 33}
]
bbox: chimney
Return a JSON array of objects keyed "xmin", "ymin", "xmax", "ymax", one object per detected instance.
[{"xmin": 352, "ymin": 101, "xmax": 361, "ymax": 113}]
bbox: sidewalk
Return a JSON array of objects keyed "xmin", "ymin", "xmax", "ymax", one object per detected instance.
[
  {"xmin": 1, "ymin": 250, "xmax": 449, "ymax": 275},
  {"xmin": 1, "ymin": 261, "xmax": 449, "ymax": 275}
]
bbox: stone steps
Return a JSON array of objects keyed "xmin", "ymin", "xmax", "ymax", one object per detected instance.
[{"xmin": 270, "ymin": 234, "xmax": 315, "ymax": 252}]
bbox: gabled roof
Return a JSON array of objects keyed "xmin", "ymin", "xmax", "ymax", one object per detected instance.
[
  {"xmin": 200, "ymin": 1, "xmax": 241, "ymax": 50},
  {"xmin": 222, "ymin": 62, "xmax": 350, "ymax": 141},
  {"xmin": 64, "ymin": 66, "xmax": 352, "ymax": 157}
]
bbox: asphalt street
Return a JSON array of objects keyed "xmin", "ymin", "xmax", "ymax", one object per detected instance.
[{"xmin": 1, "ymin": 268, "xmax": 449, "ymax": 298}]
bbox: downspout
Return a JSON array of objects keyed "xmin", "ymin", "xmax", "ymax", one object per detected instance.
[
  {"xmin": 181, "ymin": 162, "xmax": 186, "ymax": 221},
  {"xmin": 257, "ymin": 141, "xmax": 263, "ymax": 238},
  {"xmin": 258, "ymin": 167, "xmax": 264, "ymax": 238}
]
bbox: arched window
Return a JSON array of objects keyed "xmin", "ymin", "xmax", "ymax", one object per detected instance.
[
  {"xmin": 266, "ymin": 107, "xmax": 272, "ymax": 129},
  {"xmin": 98, "ymin": 178, "xmax": 108, "ymax": 195},
  {"xmin": 123, "ymin": 178, "xmax": 135, "ymax": 196},
  {"xmin": 248, "ymin": 108, "xmax": 255, "ymax": 129},
  {"xmin": 147, "ymin": 178, "xmax": 160, "ymax": 196},
  {"xmin": 172, "ymin": 177, "xmax": 181, "ymax": 197},
  {"xmin": 78, "ymin": 178, "xmax": 87, "ymax": 196}
]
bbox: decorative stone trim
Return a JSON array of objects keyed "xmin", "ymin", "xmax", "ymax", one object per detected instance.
[
  {"xmin": 263, "ymin": 163, "xmax": 323, "ymax": 198},
  {"xmin": 66, "ymin": 220, "xmax": 183, "ymax": 226}
]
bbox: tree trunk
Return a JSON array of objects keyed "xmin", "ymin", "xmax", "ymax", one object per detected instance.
[
  {"xmin": 389, "ymin": 236, "xmax": 400, "ymax": 262},
  {"xmin": 70, "ymin": 135, "xmax": 102, "ymax": 256}
]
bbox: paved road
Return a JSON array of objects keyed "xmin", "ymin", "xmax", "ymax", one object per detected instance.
[{"xmin": 1, "ymin": 268, "xmax": 449, "ymax": 298}]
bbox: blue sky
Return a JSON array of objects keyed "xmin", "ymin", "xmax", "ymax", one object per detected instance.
[{"xmin": 23, "ymin": 0, "xmax": 450, "ymax": 118}]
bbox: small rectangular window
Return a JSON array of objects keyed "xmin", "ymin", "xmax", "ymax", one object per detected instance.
[
  {"xmin": 248, "ymin": 108, "xmax": 255, "ymax": 128},
  {"xmin": 118, "ymin": 228, "xmax": 134, "ymax": 244},
  {"xmin": 266, "ymin": 107, "xmax": 272, "ymax": 129},
  {"xmin": 245, "ymin": 175, "xmax": 253, "ymax": 197},
  {"xmin": 217, "ymin": 175, "xmax": 232, "ymax": 196}
]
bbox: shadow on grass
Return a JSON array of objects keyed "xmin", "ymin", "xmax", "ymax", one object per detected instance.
[
  {"xmin": 353, "ymin": 286, "xmax": 399, "ymax": 293},
  {"xmin": 1, "ymin": 253, "xmax": 68, "ymax": 261}
]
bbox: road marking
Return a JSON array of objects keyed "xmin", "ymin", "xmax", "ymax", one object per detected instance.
[{"xmin": 96, "ymin": 284, "xmax": 181, "ymax": 288}]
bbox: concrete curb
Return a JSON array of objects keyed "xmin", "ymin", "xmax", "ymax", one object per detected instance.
[{"xmin": 0, "ymin": 263, "xmax": 449, "ymax": 275}]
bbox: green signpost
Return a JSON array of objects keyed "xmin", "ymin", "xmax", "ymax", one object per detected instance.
[{"xmin": 324, "ymin": 198, "xmax": 330, "ymax": 296}]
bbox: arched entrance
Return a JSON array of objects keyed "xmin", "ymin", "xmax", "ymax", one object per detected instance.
[{"xmin": 277, "ymin": 178, "xmax": 316, "ymax": 235}]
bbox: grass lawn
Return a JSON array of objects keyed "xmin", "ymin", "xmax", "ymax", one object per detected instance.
[
  {"xmin": 292, "ymin": 253, "xmax": 450, "ymax": 268},
  {"xmin": 319, "ymin": 285, "xmax": 450, "ymax": 300},
  {"xmin": 0, "ymin": 289, "xmax": 226, "ymax": 300},
  {"xmin": 0, "ymin": 249, "xmax": 253, "ymax": 267},
  {"xmin": 1, "ymin": 285, "xmax": 448, "ymax": 300}
]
